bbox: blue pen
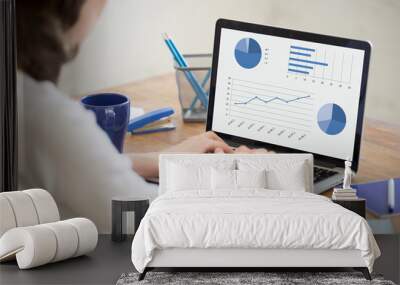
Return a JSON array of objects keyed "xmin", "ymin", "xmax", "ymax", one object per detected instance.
[
  {"xmin": 162, "ymin": 33, "xmax": 208, "ymax": 107},
  {"xmin": 188, "ymin": 68, "xmax": 211, "ymax": 111},
  {"xmin": 166, "ymin": 36, "xmax": 209, "ymax": 107},
  {"xmin": 162, "ymin": 33, "xmax": 208, "ymax": 106}
]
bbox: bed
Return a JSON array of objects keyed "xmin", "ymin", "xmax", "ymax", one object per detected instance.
[{"xmin": 131, "ymin": 154, "xmax": 380, "ymax": 280}]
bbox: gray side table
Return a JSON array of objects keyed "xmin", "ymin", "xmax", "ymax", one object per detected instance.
[
  {"xmin": 332, "ymin": 198, "xmax": 366, "ymax": 218},
  {"xmin": 112, "ymin": 197, "xmax": 149, "ymax": 242}
]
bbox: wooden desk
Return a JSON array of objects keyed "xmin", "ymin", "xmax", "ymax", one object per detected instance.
[
  {"xmin": 108, "ymin": 74, "xmax": 204, "ymax": 153},
  {"xmin": 105, "ymin": 73, "xmax": 400, "ymax": 225},
  {"xmin": 106, "ymin": 73, "xmax": 400, "ymax": 180}
]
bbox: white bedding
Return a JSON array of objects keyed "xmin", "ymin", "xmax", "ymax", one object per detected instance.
[{"xmin": 131, "ymin": 190, "xmax": 380, "ymax": 273}]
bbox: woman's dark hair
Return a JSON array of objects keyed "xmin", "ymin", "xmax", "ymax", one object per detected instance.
[{"xmin": 16, "ymin": 0, "xmax": 85, "ymax": 83}]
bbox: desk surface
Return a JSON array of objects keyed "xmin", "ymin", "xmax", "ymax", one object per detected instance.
[{"xmin": 107, "ymin": 73, "xmax": 400, "ymax": 184}]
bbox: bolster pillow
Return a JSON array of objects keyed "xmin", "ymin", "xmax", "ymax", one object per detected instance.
[
  {"xmin": 0, "ymin": 218, "xmax": 98, "ymax": 269},
  {"xmin": 0, "ymin": 189, "xmax": 60, "ymax": 237}
]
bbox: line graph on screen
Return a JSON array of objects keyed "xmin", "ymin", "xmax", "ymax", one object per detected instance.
[{"xmin": 223, "ymin": 77, "xmax": 314, "ymax": 140}]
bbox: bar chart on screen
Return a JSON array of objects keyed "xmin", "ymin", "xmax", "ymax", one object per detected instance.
[
  {"xmin": 287, "ymin": 44, "xmax": 356, "ymax": 88},
  {"xmin": 224, "ymin": 77, "xmax": 314, "ymax": 141}
]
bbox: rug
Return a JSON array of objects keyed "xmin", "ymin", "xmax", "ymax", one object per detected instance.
[{"xmin": 116, "ymin": 271, "xmax": 395, "ymax": 285}]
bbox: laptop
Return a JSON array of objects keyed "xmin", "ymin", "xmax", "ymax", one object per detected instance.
[{"xmin": 206, "ymin": 19, "xmax": 371, "ymax": 194}]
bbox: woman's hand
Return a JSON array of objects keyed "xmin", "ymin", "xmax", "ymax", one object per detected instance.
[
  {"xmin": 129, "ymin": 132, "xmax": 232, "ymax": 178},
  {"xmin": 130, "ymin": 131, "xmax": 271, "ymax": 179},
  {"xmin": 215, "ymin": 145, "xmax": 271, "ymax": 154},
  {"xmin": 163, "ymin": 131, "xmax": 234, "ymax": 154},
  {"xmin": 164, "ymin": 132, "xmax": 271, "ymax": 154}
]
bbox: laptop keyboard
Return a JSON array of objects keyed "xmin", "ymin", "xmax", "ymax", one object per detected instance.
[{"xmin": 313, "ymin": 167, "xmax": 338, "ymax": 183}]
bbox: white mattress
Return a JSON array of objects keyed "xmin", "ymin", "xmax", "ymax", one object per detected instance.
[{"xmin": 131, "ymin": 190, "xmax": 380, "ymax": 273}]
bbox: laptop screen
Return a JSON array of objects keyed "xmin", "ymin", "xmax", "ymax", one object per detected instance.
[{"xmin": 211, "ymin": 27, "xmax": 367, "ymax": 162}]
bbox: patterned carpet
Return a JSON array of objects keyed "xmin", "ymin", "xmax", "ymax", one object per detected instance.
[{"xmin": 116, "ymin": 271, "xmax": 395, "ymax": 285}]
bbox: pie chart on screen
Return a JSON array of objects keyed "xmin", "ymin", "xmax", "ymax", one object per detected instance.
[
  {"xmin": 234, "ymin": 38, "xmax": 262, "ymax": 69},
  {"xmin": 317, "ymin": 103, "xmax": 347, "ymax": 135}
]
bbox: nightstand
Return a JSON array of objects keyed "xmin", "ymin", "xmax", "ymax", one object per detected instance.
[
  {"xmin": 332, "ymin": 198, "xmax": 366, "ymax": 218},
  {"xmin": 112, "ymin": 197, "xmax": 149, "ymax": 242}
]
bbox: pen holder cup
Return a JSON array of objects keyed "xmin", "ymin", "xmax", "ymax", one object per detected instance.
[{"xmin": 174, "ymin": 54, "xmax": 212, "ymax": 122}]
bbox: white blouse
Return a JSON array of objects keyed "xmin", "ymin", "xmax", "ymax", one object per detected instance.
[{"xmin": 17, "ymin": 72, "xmax": 157, "ymax": 233}]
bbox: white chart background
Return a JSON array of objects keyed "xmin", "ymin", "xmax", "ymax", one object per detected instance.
[{"xmin": 212, "ymin": 28, "xmax": 365, "ymax": 160}]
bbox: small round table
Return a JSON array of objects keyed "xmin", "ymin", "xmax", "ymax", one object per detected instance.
[{"xmin": 111, "ymin": 197, "xmax": 149, "ymax": 242}]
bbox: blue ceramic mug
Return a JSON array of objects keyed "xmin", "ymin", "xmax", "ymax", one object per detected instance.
[{"xmin": 81, "ymin": 93, "xmax": 130, "ymax": 153}]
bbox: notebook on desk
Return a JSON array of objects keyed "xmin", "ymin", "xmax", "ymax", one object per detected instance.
[{"xmin": 354, "ymin": 178, "xmax": 400, "ymax": 217}]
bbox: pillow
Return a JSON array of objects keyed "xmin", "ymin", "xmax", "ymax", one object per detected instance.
[
  {"xmin": 211, "ymin": 168, "xmax": 267, "ymax": 190},
  {"xmin": 266, "ymin": 163, "xmax": 307, "ymax": 191},
  {"xmin": 236, "ymin": 169, "xmax": 267, "ymax": 189},
  {"xmin": 211, "ymin": 168, "xmax": 236, "ymax": 190},
  {"xmin": 166, "ymin": 160, "xmax": 235, "ymax": 192},
  {"xmin": 167, "ymin": 163, "xmax": 210, "ymax": 191},
  {"xmin": 237, "ymin": 159, "xmax": 308, "ymax": 191}
]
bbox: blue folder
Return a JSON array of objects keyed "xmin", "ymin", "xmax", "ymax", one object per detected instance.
[{"xmin": 354, "ymin": 178, "xmax": 400, "ymax": 217}]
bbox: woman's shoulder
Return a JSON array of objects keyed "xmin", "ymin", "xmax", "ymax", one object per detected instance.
[
  {"xmin": 19, "ymin": 72, "xmax": 79, "ymax": 109},
  {"xmin": 19, "ymin": 72, "xmax": 94, "ymax": 123},
  {"xmin": 18, "ymin": 71, "xmax": 123, "ymax": 159}
]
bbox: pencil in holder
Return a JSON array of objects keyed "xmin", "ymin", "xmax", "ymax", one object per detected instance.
[{"xmin": 174, "ymin": 54, "xmax": 212, "ymax": 122}]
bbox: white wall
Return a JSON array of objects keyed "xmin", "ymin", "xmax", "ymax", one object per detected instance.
[
  {"xmin": 59, "ymin": 0, "xmax": 400, "ymax": 123},
  {"xmin": 58, "ymin": 0, "xmax": 273, "ymax": 93}
]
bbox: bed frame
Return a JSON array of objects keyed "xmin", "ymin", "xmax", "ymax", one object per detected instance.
[
  {"xmin": 137, "ymin": 154, "xmax": 372, "ymax": 281},
  {"xmin": 138, "ymin": 248, "xmax": 371, "ymax": 280}
]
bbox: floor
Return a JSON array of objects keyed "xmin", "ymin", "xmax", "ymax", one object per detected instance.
[
  {"xmin": 0, "ymin": 235, "xmax": 133, "ymax": 285},
  {"xmin": 1, "ymin": 234, "xmax": 398, "ymax": 285}
]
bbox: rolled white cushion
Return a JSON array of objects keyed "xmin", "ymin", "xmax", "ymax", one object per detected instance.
[
  {"xmin": 0, "ymin": 196, "xmax": 17, "ymax": 237},
  {"xmin": 42, "ymin": 221, "xmax": 78, "ymax": 262},
  {"xmin": 1, "ymin": 192, "xmax": 39, "ymax": 227},
  {"xmin": 64, "ymin": 218, "xmax": 98, "ymax": 257},
  {"xmin": 0, "ymin": 226, "xmax": 57, "ymax": 269},
  {"xmin": 23, "ymin": 189, "xmax": 59, "ymax": 224},
  {"xmin": 0, "ymin": 218, "xmax": 98, "ymax": 269}
]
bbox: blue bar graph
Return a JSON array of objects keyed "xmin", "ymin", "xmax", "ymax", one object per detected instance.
[
  {"xmin": 287, "ymin": 43, "xmax": 356, "ymax": 85},
  {"xmin": 290, "ymin": 51, "xmax": 311, "ymax": 57},
  {"xmin": 288, "ymin": 44, "xmax": 330, "ymax": 77},
  {"xmin": 290, "ymin": 45, "xmax": 315, "ymax": 52},
  {"xmin": 288, "ymin": 68, "xmax": 309, "ymax": 75},
  {"xmin": 289, "ymin": 57, "xmax": 328, "ymax": 66},
  {"xmin": 289, "ymin": 63, "xmax": 313, "ymax": 69}
]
